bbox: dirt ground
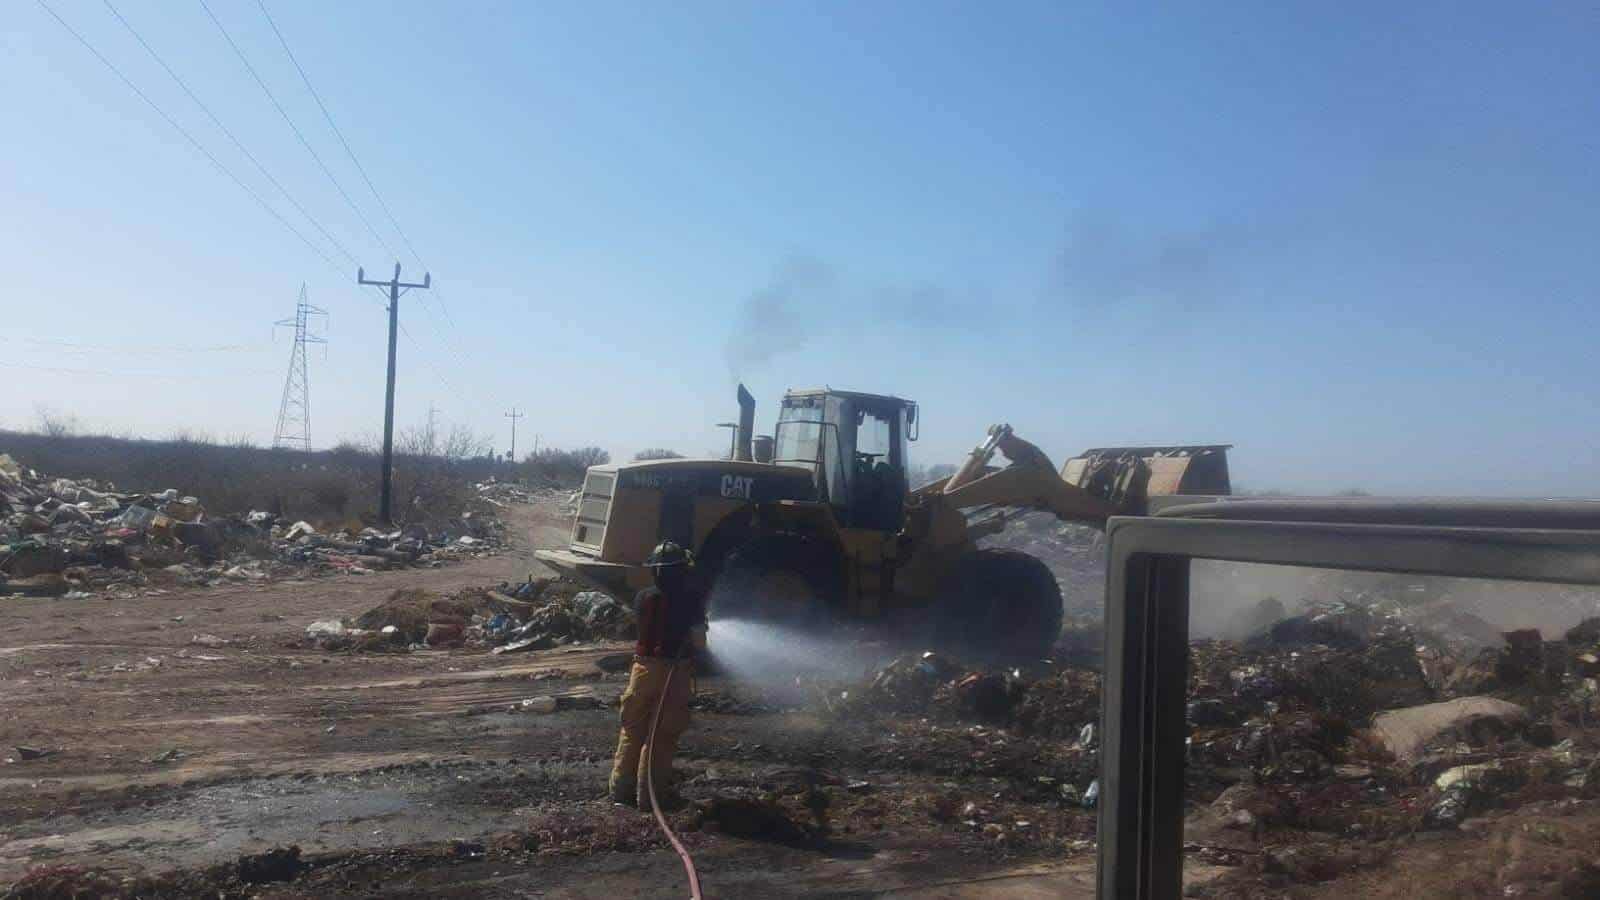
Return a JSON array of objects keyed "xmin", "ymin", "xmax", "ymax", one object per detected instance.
[
  {"xmin": 6, "ymin": 501, "xmax": 1600, "ymax": 898},
  {"xmin": 0, "ymin": 502, "xmax": 1092, "ymax": 897}
]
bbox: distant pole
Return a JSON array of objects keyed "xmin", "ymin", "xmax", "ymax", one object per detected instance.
[
  {"xmin": 358, "ymin": 262, "xmax": 430, "ymax": 524},
  {"xmin": 505, "ymin": 407, "xmax": 524, "ymax": 461}
]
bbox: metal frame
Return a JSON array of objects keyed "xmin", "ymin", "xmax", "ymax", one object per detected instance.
[{"xmin": 1096, "ymin": 500, "xmax": 1600, "ymax": 900}]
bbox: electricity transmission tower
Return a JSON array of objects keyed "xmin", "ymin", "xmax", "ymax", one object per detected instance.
[{"xmin": 272, "ymin": 284, "xmax": 327, "ymax": 450}]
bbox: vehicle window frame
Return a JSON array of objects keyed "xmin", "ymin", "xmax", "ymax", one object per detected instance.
[{"xmin": 1098, "ymin": 505, "xmax": 1600, "ymax": 900}]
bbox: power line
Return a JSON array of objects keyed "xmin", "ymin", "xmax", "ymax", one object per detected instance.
[
  {"xmin": 252, "ymin": 0, "xmax": 483, "ymax": 399},
  {"xmin": 0, "ymin": 335, "xmax": 261, "ymax": 353},
  {"xmin": 250, "ymin": 0, "xmax": 498, "ymax": 427},
  {"xmin": 0, "ymin": 360, "xmax": 276, "ymax": 380},
  {"xmin": 198, "ymin": 0, "xmax": 396, "ymax": 261},
  {"xmin": 36, "ymin": 0, "xmax": 344, "ymax": 276},
  {"xmin": 255, "ymin": 0, "xmax": 443, "ymax": 321},
  {"xmin": 38, "ymin": 0, "xmax": 390, "ymax": 331},
  {"xmin": 37, "ymin": 0, "xmax": 417, "ymax": 372},
  {"xmin": 102, "ymin": 0, "xmax": 359, "ymax": 267},
  {"xmin": 37, "ymin": 0, "xmax": 488, "ymax": 444},
  {"xmin": 396, "ymin": 320, "xmax": 488, "ymax": 419}
]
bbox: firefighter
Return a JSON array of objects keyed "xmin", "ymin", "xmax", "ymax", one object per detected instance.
[{"xmin": 608, "ymin": 540, "xmax": 705, "ymax": 810}]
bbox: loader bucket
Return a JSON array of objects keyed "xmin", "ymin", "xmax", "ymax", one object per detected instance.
[{"xmin": 1061, "ymin": 445, "xmax": 1231, "ymax": 513}]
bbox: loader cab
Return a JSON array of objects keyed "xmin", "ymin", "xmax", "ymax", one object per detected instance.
[{"xmin": 772, "ymin": 389, "xmax": 917, "ymax": 531}]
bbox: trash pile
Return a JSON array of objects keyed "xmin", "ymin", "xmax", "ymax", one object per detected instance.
[
  {"xmin": 1174, "ymin": 611, "xmax": 1600, "ymax": 892},
  {"xmin": 835, "ymin": 650, "xmax": 1102, "ymax": 751},
  {"xmin": 475, "ymin": 479, "xmax": 579, "ymax": 515},
  {"xmin": 0, "ymin": 454, "xmax": 507, "ymax": 598},
  {"xmin": 827, "ymin": 598, "xmax": 1600, "ymax": 881},
  {"xmin": 488, "ymin": 586, "xmax": 635, "ymax": 654},
  {"xmin": 304, "ymin": 578, "xmax": 636, "ymax": 653},
  {"xmin": 1184, "ymin": 602, "xmax": 1593, "ymax": 826},
  {"xmin": 269, "ymin": 511, "xmax": 505, "ymax": 576}
]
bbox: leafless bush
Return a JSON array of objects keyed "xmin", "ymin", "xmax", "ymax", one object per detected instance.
[
  {"xmin": 388, "ymin": 422, "xmax": 495, "ymax": 526},
  {"xmin": 517, "ymin": 446, "xmax": 612, "ymax": 487},
  {"xmin": 309, "ymin": 477, "xmax": 353, "ymax": 516},
  {"xmin": 168, "ymin": 428, "xmax": 215, "ymax": 445},
  {"xmin": 33, "ymin": 405, "xmax": 78, "ymax": 439},
  {"xmin": 634, "ymin": 448, "xmax": 684, "ymax": 460}
]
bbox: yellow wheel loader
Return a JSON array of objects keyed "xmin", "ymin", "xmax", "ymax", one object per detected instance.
[{"xmin": 535, "ymin": 386, "xmax": 1230, "ymax": 659}]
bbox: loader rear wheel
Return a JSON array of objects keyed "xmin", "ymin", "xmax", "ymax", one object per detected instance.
[
  {"xmin": 706, "ymin": 535, "xmax": 840, "ymax": 630},
  {"xmin": 933, "ymin": 549, "xmax": 1063, "ymax": 662}
]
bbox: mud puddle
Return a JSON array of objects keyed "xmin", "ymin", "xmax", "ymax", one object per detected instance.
[{"xmin": 0, "ymin": 754, "xmax": 603, "ymax": 878}]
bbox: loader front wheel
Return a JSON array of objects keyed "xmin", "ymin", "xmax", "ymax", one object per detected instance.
[
  {"xmin": 706, "ymin": 535, "xmax": 840, "ymax": 630},
  {"xmin": 933, "ymin": 549, "xmax": 1063, "ymax": 662}
]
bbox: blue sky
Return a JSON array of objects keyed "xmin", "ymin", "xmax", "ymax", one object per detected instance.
[{"xmin": 3, "ymin": 1, "xmax": 1596, "ymax": 495}]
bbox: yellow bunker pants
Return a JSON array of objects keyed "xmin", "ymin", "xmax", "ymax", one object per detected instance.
[{"xmin": 609, "ymin": 657, "xmax": 691, "ymax": 806}]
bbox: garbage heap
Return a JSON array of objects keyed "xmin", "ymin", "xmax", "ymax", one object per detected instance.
[
  {"xmin": 835, "ymin": 602, "xmax": 1600, "ymax": 877},
  {"xmin": 475, "ymin": 478, "xmax": 580, "ymax": 515},
  {"xmin": 1, "ymin": 454, "xmax": 505, "ymax": 598},
  {"xmin": 1178, "ymin": 607, "xmax": 1600, "ymax": 892},
  {"xmin": 304, "ymin": 577, "xmax": 636, "ymax": 652}
]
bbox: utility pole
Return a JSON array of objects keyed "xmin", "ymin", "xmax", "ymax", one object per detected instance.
[
  {"xmin": 505, "ymin": 407, "xmax": 524, "ymax": 461},
  {"xmin": 272, "ymin": 283, "xmax": 326, "ymax": 450},
  {"xmin": 358, "ymin": 263, "xmax": 430, "ymax": 524}
]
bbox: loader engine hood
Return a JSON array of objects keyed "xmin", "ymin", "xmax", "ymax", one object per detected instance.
[
  {"xmin": 556, "ymin": 458, "xmax": 819, "ymax": 579},
  {"xmin": 611, "ymin": 458, "xmax": 816, "ymax": 502}
]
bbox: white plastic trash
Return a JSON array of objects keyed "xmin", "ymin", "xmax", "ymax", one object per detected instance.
[{"xmin": 305, "ymin": 619, "xmax": 346, "ymax": 637}]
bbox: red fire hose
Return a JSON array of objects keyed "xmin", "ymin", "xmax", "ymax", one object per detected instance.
[{"xmin": 646, "ymin": 657, "xmax": 703, "ymax": 899}]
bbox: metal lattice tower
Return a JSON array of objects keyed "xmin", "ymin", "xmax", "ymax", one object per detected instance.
[{"xmin": 272, "ymin": 284, "xmax": 327, "ymax": 450}]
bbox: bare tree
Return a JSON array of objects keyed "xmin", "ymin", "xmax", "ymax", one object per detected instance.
[
  {"xmin": 441, "ymin": 424, "xmax": 492, "ymax": 461},
  {"xmin": 34, "ymin": 405, "xmax": 79, "ymax": 438},
  {"xmin": 519, "ymin": 446, "xmax": 613, "ymax": 487},
  {"xmin": 634, "ymin": 448, "xmax": 685, "ymax": 461},
  {"xmin": 393, "ymin": 419, "xmax": 492, "ymax": 524}
]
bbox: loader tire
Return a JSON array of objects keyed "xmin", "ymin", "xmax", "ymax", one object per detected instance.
[
  {"xmin": 933, "ymin": 549, "xmax": 1063, "ymax": 662},
  {"xmin": 706, "ymin": 535, "xmax": 840, "ymax": 630}
]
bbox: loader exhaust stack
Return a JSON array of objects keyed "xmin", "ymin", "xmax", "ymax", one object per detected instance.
[{"xmin": 734, "ymin": 384, "xmax": 756, "ymax": 462}]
